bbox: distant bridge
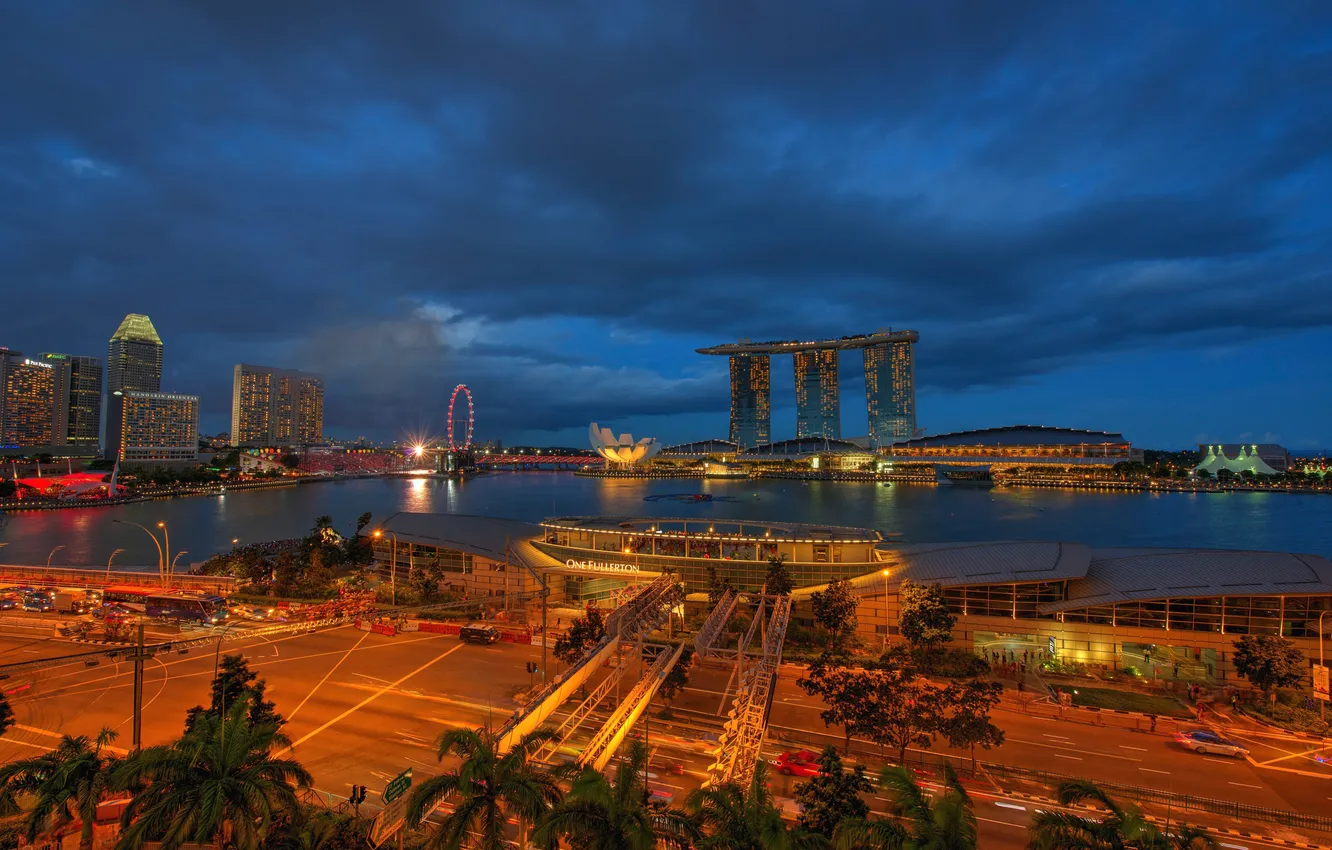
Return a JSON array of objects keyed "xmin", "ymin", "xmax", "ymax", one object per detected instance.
[{"xmin": 476, "ymin": 455, "xmax": 602, "ymax": 468}]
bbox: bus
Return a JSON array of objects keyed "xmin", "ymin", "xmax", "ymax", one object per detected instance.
[
  {"xmin": 102, "ymin": 586, "xmax": 153, "ymax": 612},
  {"xmin": 145, "ymin": 593, "xmax": 229, "ymax": 624}
]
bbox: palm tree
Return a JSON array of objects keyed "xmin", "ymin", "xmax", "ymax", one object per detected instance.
[
  {"xmin": 535, "ymin": 740, "xmax": 695, "ymax": 850},
  {"xmin": 407, "ymin": 725, "xmax": 562, "ymax": 850},
  {"xmin": 0, "ymin": 728, "xmax": 120, "ymax": 850},
  {"xmin": 114, "ymin": 701, "xmax": 312, "ymax": 850},
  {"xmin": 832, "ymin": 817, "xmax": 908, "ymax": 850},
  {"xmin": 685, "ymin": 761, "xmax": 826, "ymax": 850},
  {"xmin": 1026, "ymin": 780, "xmax": 1217, "ymax": 850},
  {"xmin": 261, "ymin": 806, "xmax": 368, "ymax": 850},
  {"xmin": 875, "ymin": 762, "xmax": 976, "ymax": 850}
]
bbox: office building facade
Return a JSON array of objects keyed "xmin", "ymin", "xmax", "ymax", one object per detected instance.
[
  {"xmin": 794, "ymin": 348, "xmax": 840, "ymax": 440},
  {"xmin": 106, "ymin": 313, "xmax": 164, "ymax": 460},
  {"xmin": 0, "ymin": 351, "xmax": 56, "ymax": 453},
  {"xmin": 40, "ymin": 353, "xmax": 102, "ymax": 453},
  {"xmin": 231, "ymin": 364, "xmax": 324, "ymax": 447},
  {"xmin": 728, "ymin": 354, "xmax": 770, "ymax": 449},
  {"xmin": 863, "ymin": 340, "xmax": 916, "ymax": 447},
  {"xmin": 118, "ymin": 391, "xmax": 199, "ymax": 465}
]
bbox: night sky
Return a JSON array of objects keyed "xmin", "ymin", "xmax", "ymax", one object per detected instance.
[{"xmin": 4, "ymin": 3, "xmax": 1330, "ymax": 450}]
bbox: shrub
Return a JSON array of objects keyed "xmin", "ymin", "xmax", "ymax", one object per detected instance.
[{"xmin": 880, "ymin": 645, "xmax": 989, "ymax": 679}]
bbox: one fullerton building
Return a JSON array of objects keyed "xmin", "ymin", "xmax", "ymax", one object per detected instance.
[{"xmin": 371, "ymin": 511, "xmax": 1332, "ymax": 686}]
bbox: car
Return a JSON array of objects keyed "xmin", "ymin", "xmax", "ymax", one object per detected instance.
[
  {"xmin": 1174, "ymin": 729, "xmax": 1249, "ymax": 758},
  {"xmin": 460, "ymin": 623, "xmax": 500, "ymax": 645},
  {"xmin": 93, "ymin": 603, "xmax": 135, "ymax": 620},
  {"xmin": 647, "ymin": 788, "xmax": 675, "ymax": 807},
  {"xmin": 0, "ymin": 597, "xmax": 16, "ymax": 611},
  {"xmin": 22, "ymin": 594, "xmax": 55, "ymax": 613},
  {"xmin": 230, "ymin": 606, "xmax": 274, "ymax": 621},
  {"xmin": 771, "ymin": 750, "xmax": 821, "ymax": 778}
]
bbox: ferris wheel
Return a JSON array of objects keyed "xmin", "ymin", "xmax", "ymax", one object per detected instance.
[{"xmin": 447, "ymin": 384, "xmax": 474, "ymax": 451}]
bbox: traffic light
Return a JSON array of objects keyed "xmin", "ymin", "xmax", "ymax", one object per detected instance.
[
  {"xmin": 349, "ymin": 785, "xmax": 367, "ymax": 805},
  {"xmin": 525, "ymin": 662, "xmax": 538, "ymax": 674}
]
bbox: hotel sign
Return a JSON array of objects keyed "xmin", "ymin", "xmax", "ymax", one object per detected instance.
[{"xmin": 565, "ymin": 559, "xmax": 640, "ymax": 574}]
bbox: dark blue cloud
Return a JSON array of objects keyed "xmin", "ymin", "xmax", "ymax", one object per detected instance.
[{"xmin": 2, "ymin": 1, "xmax": 1330, "ymax": 447}]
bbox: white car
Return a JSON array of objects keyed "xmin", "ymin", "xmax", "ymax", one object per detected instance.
[{"xmin": 1173, "ymin": 729, "xmax": 1248, "ymax": 758}]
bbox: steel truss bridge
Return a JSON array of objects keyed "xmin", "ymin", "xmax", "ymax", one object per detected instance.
[{"xmin": 696, "ymin": 590, "xmax": 793, "ymax": 790}]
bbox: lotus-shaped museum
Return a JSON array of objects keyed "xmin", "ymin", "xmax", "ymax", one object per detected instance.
[{"xmin": 589, "ymin": 422, "xmax": 661, "ymax": 465}]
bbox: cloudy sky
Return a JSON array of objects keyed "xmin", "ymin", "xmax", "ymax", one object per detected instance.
[{"xmin": 3, "ymin": 2, "xmax": 1330, "ymax": 449}]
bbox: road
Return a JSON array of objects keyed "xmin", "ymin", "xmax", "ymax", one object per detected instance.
[{"xmin": 1, "ymin": 625, "xmax": 1330, "ymax": 848}]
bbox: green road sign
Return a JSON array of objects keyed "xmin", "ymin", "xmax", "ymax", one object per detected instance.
[{"xmin": 383, "ymin": 767, "xmax": 413, "ymax": 804}]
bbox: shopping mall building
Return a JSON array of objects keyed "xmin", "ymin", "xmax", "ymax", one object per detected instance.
[{"xmin": 371, "ymin": 512, "xmax": 1332, "ymax": 685}]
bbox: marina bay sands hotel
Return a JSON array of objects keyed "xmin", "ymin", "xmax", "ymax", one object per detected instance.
[{"xmin": 697, "ymin": 329, "xmax": 919, "ymax": 449}]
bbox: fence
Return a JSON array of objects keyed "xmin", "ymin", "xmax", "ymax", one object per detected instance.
[{"xmin": 0, "ymin": 564, "xmax": 236, "ymax": 593}]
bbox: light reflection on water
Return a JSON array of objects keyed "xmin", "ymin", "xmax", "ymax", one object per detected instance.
[{"xmin": 0, "ymin": 472, "xmax": 1329, "ymax": 568}]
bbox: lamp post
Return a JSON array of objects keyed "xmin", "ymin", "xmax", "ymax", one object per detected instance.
[
  {"xmin": 373, "ymin": 530, "xmax": 398, "ymax": 606},
  {"xmin": 213, "ymin": 619, "xmax": 242, "ymax": 751},
  {"xmin": 881, "ymin": 568, "xmax": 891, "ymax": 650},
  {"xmin": 46, "ymin": 545, "xmax": 65, "ymax": 568},
  {"xmin": 106, "ymin": 548, "xmax": 125, "ymax": 582},
  {"xmin": 170, "ymin": 551, "xmax": 189, "ymax": 582},
  {"xmin": 113, "ymin": 520, "xmax": 165, "ymax": 584},
  {"xmin": 157, "ymin": 522, "xmax": 170, "ymax": 585}
]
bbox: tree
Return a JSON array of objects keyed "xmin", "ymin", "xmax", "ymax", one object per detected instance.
[
  {"xmin": 1195, "ymin": 468, "xmax": 1212, "ymax": 480},
  {"xmin": 343, "ymin": 512, "xmax": 374, "ymax": 563},
  {"xmin": 685, "ymin": 761, "xmax": 825, "ymax": 850},
  {"xmin": 874, "ymin": 763, "xmax": 976, "ymax": 850},
  {"xmin": 278, "ymin": 454, "xmax": 301, "ymax": 469},
  {"xmin": 0, "ymin": 728, "xmax": 120, "ymax": 850},
  {"xmin": 657, "ymin": 645, "xmax": 695, "ymax": 712},
  {"xmin": 408, "ymin": 726, "xmax": 562, "ymax": 850},
  {"xmin": 553, "ymin": 606, "xmax": 607, "ymax": 667},
  {"xmin": 764, "ymin": 555, "xmax": 794, "ymax": 597},
  {"xmin": 184, "ymin": 653, "xmax": 283, "ymax": 734},
  {"xmin": 797, "ymin": 664, "xmax": 883, "ymax": 754},
  {"xmin": 0, "ymin": 692, "xmax": 13, "ymax": 738},
  {"xmin": 260, "ymin": 806, "xmax": 369, "ymax": 850},
  {"xmin": 408, "ymin": 555, "xmax": 445, "ymax": 604},
  {"xmin": 794, "ymin": 747, "xmax": 871, "ymax": 838},
  {"xmin": 1027, "ymin": 780, "xmax": 1217, "ymax": 850},
  {"xmin": 1231, "ymin": 635, "xmax": 1306, "ymax": 698},
  {"xmin": 0, "ymin": 479, "xmax": 15, "ymax": 499},
  {"xmin": 811, "ymin": 577, "xmax": 858, "ymax": 652},
  {"xmin": 868, "ymin": 672, "xmax": 951, "ymax": 766},
  {"xmin": 535, "ymin": 740, "xmax": 694, "ymax": 850},
  {"xmin": 941, "ymin": 679, "xmax": 1004, "ymax": 770},
  {"xmin": 115, "ymin": 702, "xmax": 311, "ymax": 850},
  {"xmin": 897, "ymin": 580, "xmax": 955, "ymax": 649},
  {"xmin": 706, "ymin": 564, "xmax": 732, "ymax": 606}
]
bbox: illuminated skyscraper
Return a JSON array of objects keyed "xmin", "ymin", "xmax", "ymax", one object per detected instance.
[
  {"xmin": 231, "ymin": 364, "xmax": 324, "ymax": 446},
  {"xmin": 39, "ymin": 353, "xmax": 102, "ymax": 452},
  {"xmin": 864, "ymin": 340, "xmax": 916, "ymax": 447},
  {"xmin": 0, "ymin": 350, "xmax": 56, "ymax": 452},
  {"xmin": 106, "ymin": 313, "xmax": 164, "ymax": 460},
  {"xmin": 794, "ymin": 348, "xmax": 840, "ymax": 440},
  {"xmin": 119, "ymin": 391, "xmax": 198, "ymax": 464},
  {"xmin": 728, "ymin": 354, "xmax": 770, "ymax": 448}
]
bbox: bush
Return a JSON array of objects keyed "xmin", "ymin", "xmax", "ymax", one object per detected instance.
[
  {"xmin": 1040, "ymin": 658, "xmax": 1089, "ymax": 677},
  {"xmin": 880, "ymin": 645, "xmax": 989, "ymax": 679},
  {"xmin": 1250, "ymin": 700, "xmax": 1330, "ymax": 736}
]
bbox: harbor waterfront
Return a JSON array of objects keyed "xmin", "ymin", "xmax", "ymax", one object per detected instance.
[{"xmin": 1, "ymin": 471, "xmax": 1329, "ymax": 567}]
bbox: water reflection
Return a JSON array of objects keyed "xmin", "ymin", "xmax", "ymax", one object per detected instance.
[{"xmin": 0, "ymin": 473, "xmax": 1328, "ymax": 567}]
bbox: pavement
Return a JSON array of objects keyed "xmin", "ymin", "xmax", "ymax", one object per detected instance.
[{"xmin": 1, "ymin": 623, "xmax": 1330, "ymax": 849}]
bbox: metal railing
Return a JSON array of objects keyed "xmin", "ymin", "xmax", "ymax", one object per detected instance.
[
  {"xmin": 693, "ymin": 589, "xmax": 737, "ymax": 657},
  {"xmin": 0, "ymin": 564, "xmax": 236, "ymax": 593},
  {"xmin": 578, "ymin": 643, "xmax": 684, "ymax": 772},
  {"xmin": 534, "ymin": 657, "xmax": 625, "ymax": 763}
]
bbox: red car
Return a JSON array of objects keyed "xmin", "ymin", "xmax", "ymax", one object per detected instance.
[{"xmin": 772, "ymin": 750, "xmax": 820, "ymax": 778}]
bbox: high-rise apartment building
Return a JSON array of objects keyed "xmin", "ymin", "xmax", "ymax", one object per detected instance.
[
  {"xmin": 794, "ymin": 348, "xmax": 840, "ymax": 440},
  {"xmin": 863, "ymin": 340, "xmax": 916, "ymax": 447},
  {"xmin": 231, "ymin": 364, "xmax": 324, "ymax": 447},
  {"xmin": 106, "ymin": 313, "xmax": 164, "ymax": 460},
  {"xmin": 118, "ymin": 391, "xmax": 199, "ymax": 465},
  {"xmin": 728, "ymin": 353, "xmax": 770, "ymax": 449},
  {"xmin": 39, "ymin": 353, "xmax": 102, "ymax": 452},
  {"xmin": 0, "ymin": 350, "xmax": 57, "ymax": 452}
]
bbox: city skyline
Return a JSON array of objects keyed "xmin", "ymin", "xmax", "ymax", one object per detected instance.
[{"xmin": 3, "ymin": 5, "xmax": 1331, "ymax": 449}]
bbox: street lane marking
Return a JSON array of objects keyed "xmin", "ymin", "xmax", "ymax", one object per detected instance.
[
  {"xmin": 276, "ymin": 642, "xmax": 464, "ymax": 757},
  {"xmin": 1119, "ymin": 745, "xmax": 1148, "ymax": 751},
  {"xmin": 995, "ymin": 802, "xmax": 1026, "ymax": 811},
  {"xmin": 1219, "ymin": 844, "xmax": 1248, "ymax": 849},
  {"xmin": 1139, "ymin": 768, "xmax": 1169, "ymax": 774},
  {"xmin": 974, "ymin": 816, "xmax": 1024, "ymax": 830},
  {"xmin": 1228, "ymin": 781, "xmax": 1262, "ymax": 789},
  {"xmin": 1052, "ymin": 754, "xmax": 1082, "ymax": 761},
  {"xmin": 1042, "ymin": 733, "xmax": 1071, "ymax": 740},
  {"xmin": 287, "ymin": 629, "xmax": 371, "ymax": 721}
]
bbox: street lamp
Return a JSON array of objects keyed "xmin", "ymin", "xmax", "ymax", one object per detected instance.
[
  {"xmin": 46, "ymin": 545, "xmax": 65, "ymax": 567},
  {"xmin": 170, "ymin": 551, "xmax": 189, "ymax": 580},
  {"xmin": 881, "ymin": 568, "xmax": 891, "ymax": 649},
  {"xmin": 372, "ymin": 530, "xmax": 399, "ymax": 606},
  {"xmin": 106, "ymin": 548, "xmax": 125, "ymax": 581},
  {"xmin": 113, "ymin": 520, "xmax": 165, "ymax": 583},
  {"xmin": 157, "ymin": 522, "xmax": 170, "ymax": 583}
]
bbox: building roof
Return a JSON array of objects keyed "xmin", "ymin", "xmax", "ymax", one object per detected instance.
[
  {"xmin": 1039, "ymin": 548, "xmax": 1332, "ymax": 613},
  {"xmin": 696, "ymin": 329, "xmax": 919, "ymax": 355},
  {"xmin": 110, "ymin": 314, "xmax": 163, "ymax": 345},
  {"xmin": 881, "ymin": 540, "xmax": 1092, "ymax": 586},
  {"xmin": 888, "ymin": 425, "xmax": 1128, "ymax": 448},
  {"xmin": 742, "ymin": 437, "xmax": 870, "ymax": 456},
  {"xmin": 660, "ymin": 439, "xmax": 738, "ymax": 455},
  {"xmin": 541, "ymin": 515, "xmax": 885, "ymax": 543},
  {"xmin": 375, "ymin": 512, "xmax": 555, "ymax": 568}
]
